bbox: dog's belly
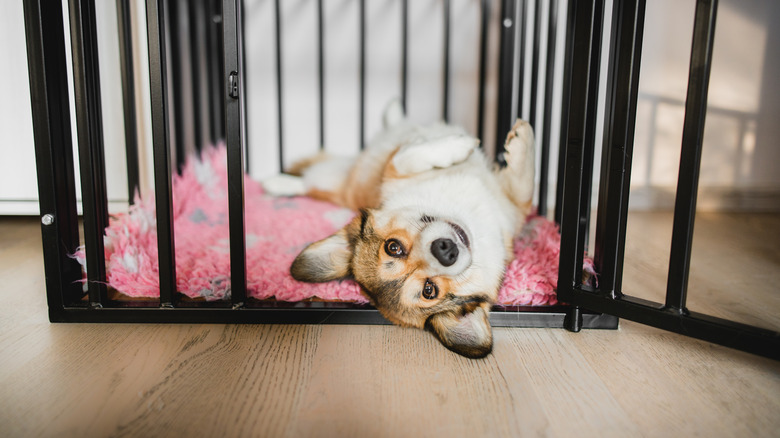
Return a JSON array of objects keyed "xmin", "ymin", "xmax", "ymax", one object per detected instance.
[{"xmin": 382, "ymin": 156, "xmax": 517, "ymax": 229}]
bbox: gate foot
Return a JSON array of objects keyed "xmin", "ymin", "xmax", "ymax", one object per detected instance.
[{"xmin": 564, "ymin": 306, "xmax": 583, "ymax": 332}]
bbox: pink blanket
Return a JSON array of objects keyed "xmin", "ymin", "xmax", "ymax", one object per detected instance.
[{"xmin": 75, "ymin": 146, "xmax": 594, "ymax": 305}]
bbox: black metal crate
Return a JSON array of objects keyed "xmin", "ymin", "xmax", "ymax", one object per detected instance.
[{"xmin": 24, "ymin": 0, "xmax": 779, "ymax": 358}]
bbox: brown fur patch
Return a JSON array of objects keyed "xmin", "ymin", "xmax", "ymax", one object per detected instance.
[
  {"xmin": 381, "ymin": 148, "xmax": 408, "ymax": 181},
  {"xmin": 342, "ymin": 170, "xmax": 383, "ymax": 211},
  {"xmin": 285, "ymin": 153, "xmax": 330, "ymax": 176},
  {"xmin": 305, "ymin": 188, "xmax": 346, "ymax": 206}
]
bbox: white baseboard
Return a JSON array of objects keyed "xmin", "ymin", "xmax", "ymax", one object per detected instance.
[{"xmin": 0, "ymin": 200, "xmax": 130, "ymax": 216}]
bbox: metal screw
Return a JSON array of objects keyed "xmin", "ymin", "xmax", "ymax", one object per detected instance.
[
  {"xmin": 503, "ymin": 18, "xmax": 513, "ymax": 28},
  {"xmin": 41, "ymin": 214, "xmax": 54, "ymax": 226}
]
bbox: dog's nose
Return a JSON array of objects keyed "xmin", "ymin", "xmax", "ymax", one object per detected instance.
[{"xmin": 431, "ymin": 238, "xmax": 459, "ymax": 267}]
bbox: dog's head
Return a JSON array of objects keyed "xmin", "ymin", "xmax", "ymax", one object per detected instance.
[{"xmin": 291, "ymin": 208, "xmax": 505, "ymax": 358}]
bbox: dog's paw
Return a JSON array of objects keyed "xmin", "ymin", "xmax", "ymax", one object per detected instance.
[
  {"xmin": 262, "ymin": 174, "xmax": 306, "ymax": 197},
  {"xmin": 392, "ymin": 135, "xmax": 478, "ymax": 175},
  {"xmin": 498, "ymin": 119, "xmax": 536, "ymax": 209},
  {"xmin": 503, "ymin": 119, "xmax": 535, "ymax": 168}
]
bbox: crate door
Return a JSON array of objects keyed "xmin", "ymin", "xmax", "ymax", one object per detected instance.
[{"xmin": 555, "ymin": 0, "xmax": 779, "ymax": 360}]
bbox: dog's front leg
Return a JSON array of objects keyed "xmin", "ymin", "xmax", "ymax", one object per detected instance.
[{"xmin": 391, "ymin": 135, "xmax": 478, "ymax": 176}]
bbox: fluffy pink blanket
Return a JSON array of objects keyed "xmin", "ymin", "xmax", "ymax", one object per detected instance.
[{"xmin": 75, "ymin": 146, "xmax": 594, "ymax": 305}]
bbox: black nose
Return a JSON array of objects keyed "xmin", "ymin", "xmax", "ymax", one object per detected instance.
[{"xmin": 431, "ymin": 238, "xmax": 459, "ymax": 267}]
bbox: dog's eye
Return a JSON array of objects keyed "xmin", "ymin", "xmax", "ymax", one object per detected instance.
[
  {"xmin": 384, "ymin": 239, "xmax": 406, "ymax": 257},
  {"xmin": 422, "ymin": 279, "xmax": 439, "ymax": 300}
]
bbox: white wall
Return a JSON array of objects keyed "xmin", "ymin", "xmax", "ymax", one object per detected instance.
[
  {"xmin": 0, "ymin": 1, "xmax": 39, "ymax": 214},
  {"xmin": 0, "ymin": 0, "xmax": 130, "ymax": 215}
]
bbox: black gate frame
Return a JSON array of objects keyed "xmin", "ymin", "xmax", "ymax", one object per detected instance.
[
  {"xmin": 556, "ymin": 0, "xmax": 780, "ymax": 360},
  {"xmin": 24, "ymin": 0, "xmax": 617, "ymax": 330},
  {"xmin": 24, "ymin": 0, "xmax": 779, "ymax": 359}
]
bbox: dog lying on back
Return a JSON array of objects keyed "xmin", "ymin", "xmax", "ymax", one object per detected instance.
[{"xmin": 263, "ymin": 103, "xmax": 535, "ymax": 358}]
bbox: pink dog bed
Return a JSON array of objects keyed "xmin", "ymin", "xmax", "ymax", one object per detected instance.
[{"xmin": 75, "ymin": 146, "xmax": 594, "ymax": 306}]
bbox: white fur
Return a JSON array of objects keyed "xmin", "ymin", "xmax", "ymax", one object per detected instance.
[
  {"xmin": 392, "ymin": 135, "xmax": 479, "ymax": 175},
  {"xmin": 262, "ymin": 173, "xmax": 306, "ymax": 197},
  {"xmin": 378, "ymin": 145, "xmax": 517, "ymax": 304},
  {"xmin": 300, "ymin": 155, "xmax": 355, "ymax": 193}
]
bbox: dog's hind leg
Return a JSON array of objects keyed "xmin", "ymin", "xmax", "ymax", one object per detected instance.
[
  {"xmin": 262, "ymin": 173, "xmax": 307, "ymax": 197},
  {"xmin": 262, "ymin": 154, "xmax": 355, "ymax": 202},
  {"xmin": 498, "ymin": 119, "xmax": 536, "ymax": 216}
]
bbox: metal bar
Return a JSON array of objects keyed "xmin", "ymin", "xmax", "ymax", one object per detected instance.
[
  {"xmin": 495, "ymin": 0, "xmax": 517, "ymax": 162},
  {"xmin": 593, "ymin": 0, "xmax": 646, "ymax": 299},
  {"xmin": 69, "ymin": 0, "xmax": 109, "ymax": 308},
  {"xmin": 528, "ymin": 0, "xmax": 541, "ymax": 128},
  {"xmin": 206, "ymin": 0, "xmax": 225, "ymax": 144},
  {"xmin": 553, "ymin": 126, "xmax": 566, "ymax": 223},
  {"xmin": 477, "ymin": 0, "xmax": 490, "ymax": 142},
  {"xmin": 556, "ymin": 0, "xmax": 598, "ymax": 296},
  {"xmin": 188, "ymin": 0, "xmax": 207, "ymax": 153},
  {"xmin": 359, "ymin": 0, "xmax": 366, "ymax": 149},
  {"xmin": 577, "ymin": 0, "xmax": 605, "ymax": 254},
  {"xmin": 318, "ymin": 0, "xmax": 325, "ymax": 149},
  {"xmin": 401, "ymin": 0, "xmax": 408, "ymax": 112},
  {"xmin": 223, "ymin": 0, "xmax": 247, "ymax": 307},
  {"xmin": 665, "ymin": 0, "xmax": 719, "ymax": 313},
  {"xmin": 442, "ymin": 0, "xmax": 451, "ymax": 122},
  {"xmin": 538, "ymin": 0, "xmax": 559, "ymax": 217},
  {"xmin": 23, "ymin": 0, "xmax": 83, "ymax": 310},
  {"xmin": 515, "ymin": 0, "xmax": 526, "ymax": 119},
  {"xmin": 554, "ymin": 0, "xmax": 579, "ymax": 225},
  {"xmin": 274, "ymin": 0, "xmax": 284, "ymax": 169},
  {"xmin": 165, "ymin": 0, "xmax": 186, "ymax": 171},
  {"xmin": 558, "ymin": 286, "xmax": 780, "ymax": 361},
  {"xmin": 47, "ymin": 304, "xmax": 617, "ymax": 331},
  {"xmin": 178, "ymin": 0, "xmax": 197, "ymax": 162},
  {"xmin": 146, "ymin": 0, "xmax": 177, "ymax": 307},
  {"xmin": 240, "ymin": 0, "xmax": 249, "ymax": 173},
  {"xmin": 116, "ymin": 0, "xmax": 140, "ymax": 203}
]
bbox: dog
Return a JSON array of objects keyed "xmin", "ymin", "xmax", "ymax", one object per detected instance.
[{"xmin": 263, "ymin": 103, "xmax": 535, "ymax": 358}]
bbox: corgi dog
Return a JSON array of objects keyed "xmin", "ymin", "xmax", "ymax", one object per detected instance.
[{"xmin": 263, "ymin": 103, "xmax": 535, "ymax": 358}]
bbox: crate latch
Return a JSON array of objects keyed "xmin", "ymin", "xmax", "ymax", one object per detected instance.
[{"xmin": 228, "ymin": 72, "xmax": 239, "ymax": 99}]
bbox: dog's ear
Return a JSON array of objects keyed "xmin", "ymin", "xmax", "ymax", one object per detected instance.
[
  {"xmin": 425, "ymin": 303, "xmax": 493, "ymax": 359},
  {"xmin": 290, "ymin": 228, "xmax": 353, "ymax": 283},
  {"xmin": 290, "ymin": 211, "xmax": 367, "ymax": 283}
]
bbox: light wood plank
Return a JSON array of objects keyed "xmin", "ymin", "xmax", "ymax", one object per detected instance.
[
  {"xmin": 290, "ymin": 325, "xmax": 552, "ymax": 437},
  {"xmin": 572, "ymin": 320, "xmax": 780, "ymax": 436}
]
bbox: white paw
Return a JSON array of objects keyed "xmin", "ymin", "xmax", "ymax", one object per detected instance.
[
  {"xmin": 262, "ymin": 174, "xmax": 306, "ymax": 197},
  {"xmin": 393, "ymin": 135, "xmax": 478, "ymax": 175}
]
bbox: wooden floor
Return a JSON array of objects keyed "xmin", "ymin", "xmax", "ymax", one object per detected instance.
[{"xmin": 0, "ymin": 212, "xmax": 778, "ymax": 438}]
